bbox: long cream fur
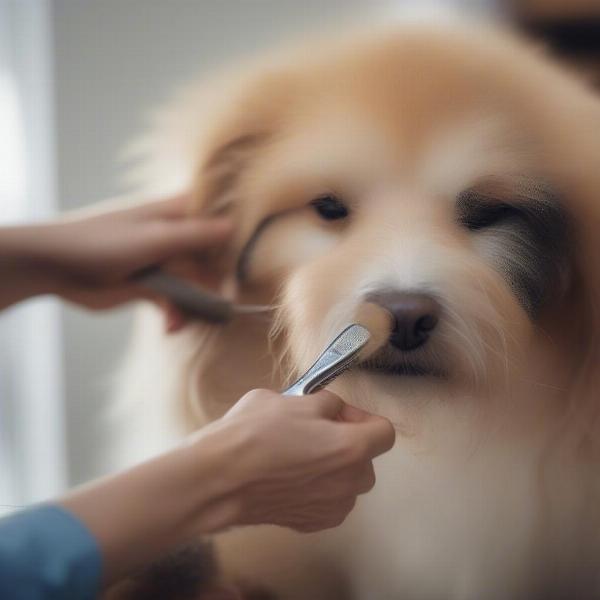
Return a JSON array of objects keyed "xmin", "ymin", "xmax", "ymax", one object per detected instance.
[{"xmin": 112, "ymin": 22, "xmax": 600, "ymax": 600}]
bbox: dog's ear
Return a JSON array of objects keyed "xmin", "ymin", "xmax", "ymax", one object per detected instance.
[
  {"xmin": 166, "ymin": 73, "xmax": 293, "ymax": 421},
  {"xmin": 183, "ymin": 70, "xmax": 295, "ymax": 293},
  {"xmin": 194, "ymin": 131, "xmax": 270, "ymax": 216},
  {"xmin": 159, "ymin": 129, "xmax": 273, "ymax": 333},
  {"xmin": 182, "ymin": 126, "xmax": 284, "ymax": 421},
  {"xmin": 191, "ymin": 67, "xmax": 295, "ymax": 213}
]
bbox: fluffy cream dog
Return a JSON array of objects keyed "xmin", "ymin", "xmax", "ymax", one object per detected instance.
[{"xmin": 113, "ymin": 22, "xmax": 600, "ymax": 600}]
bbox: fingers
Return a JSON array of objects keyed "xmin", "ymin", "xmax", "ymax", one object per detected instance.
[
  {"xmin": 308, "ymin": 390, "xmax": 345, "ymax": 419},
  {"xmin": 156, "ymin": 299, "xmax": 188, "ymax": 333},
  {"xmin": 237, "ymin": 387, "xmax": 281, "ymax": 407},
  {"xmin": 152, "ymin": 218, "xmax": 233, "ymax": 257},
  {"xmin": 60, "ymin": 284, "xmax": 152, "ymax": 310},
  {"xmin": 337, "ymin": 403, "xmax": 372, "ymax": 423},
  {"xmin": 357, "ymin": 461, "xmax": 377, "ymax": 494},
  {"xmin": 221, "ymin": 386, "xmax": 390, "ymax": 534},
  {"xmin": 336, "ymin": 402, "xmax": 396, "ymax": 458},
  {"xmin": 286, "ymin": 497, "xmax": 357, "ymax": 533},
  {"xmin": 281, "ymin": 461, "xmax": 376, "ymax": 533},
  {"xmin": 140, "ymin": 193, "xmax": 192, "ymax": 218},
  {"xmin": 319, "ymin": 462, "xmax": 376, "ymax": 497},
  {"xmin": 346, "ymin": 415, "xmax": 396, "ymax": 459},
  {"xmin": 130, "ymin": 192, "xmax": 233, "ymax": 260}
]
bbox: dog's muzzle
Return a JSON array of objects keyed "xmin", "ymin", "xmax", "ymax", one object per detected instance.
[{"xmin": 360, "ymin": 289, "xmax": 446, "ymax": 378}]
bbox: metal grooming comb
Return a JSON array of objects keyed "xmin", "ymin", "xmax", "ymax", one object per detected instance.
[
  {"xmin": 137, "ymin": 270, "xmax": 271, "ymax": 323},
  {"xmin": 283, "ymin": 324, "xmax": 371, "ymax": 396}
]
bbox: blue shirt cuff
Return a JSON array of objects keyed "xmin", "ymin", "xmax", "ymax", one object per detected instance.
[{"xmin": 0, "ymin": 504, "xmax": 102, "ymax": 600}]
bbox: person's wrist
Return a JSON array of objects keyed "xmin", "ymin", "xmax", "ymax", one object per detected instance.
[
  {"xmin": 30, "ymin": 223, "xmax": 86, "ymax": 295},
  {"xmin": 0, "ymin": 224, "xmax": 64, "ymax": 302},
  {"xmin": 20, "ymin": 221, "xmax": 110, "ymax": 301},
  {"xmin": 178, "ymin": 421, "xmax": 254, "ymax": 533}
]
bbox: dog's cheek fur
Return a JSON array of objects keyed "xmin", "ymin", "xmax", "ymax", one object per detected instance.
[
  {"xmin": 242, "ymin": 214, "xmax": 342, "ymax": 285},
  {"xmin": 280, "ymin": 230, "xmax": 532, "ymax": 415}
]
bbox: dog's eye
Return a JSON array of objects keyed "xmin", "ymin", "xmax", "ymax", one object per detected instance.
[
  {"xmin": 461, "ymin": 203, "xmax": 518, "ymax": 230},
  {"xmin": 311, "ymin": 195, "xmax": 349, "ymax": 221},
  {"xmin": 458, "ymin": 194, "xmax": 522, "ymax": 231}
]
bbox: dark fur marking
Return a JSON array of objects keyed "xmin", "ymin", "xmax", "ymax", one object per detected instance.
[
  {"xmin": 456, "ymin": 179, "xmax": 570, "ymax": 316},
  {"xmin": 106, "ymin": 541, "xmax": 217, "ymax": 600}
]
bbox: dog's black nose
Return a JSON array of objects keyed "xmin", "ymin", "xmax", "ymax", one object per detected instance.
[{"xmin": 368, "ymin": 291, "xmax": 440, "ymax": 352}]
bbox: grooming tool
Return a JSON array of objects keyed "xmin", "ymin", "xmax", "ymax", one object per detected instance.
[
  {"xmin": 137, "ymin": 269, "xmax": 271, "ymax": 323},
  {"xmin": 283, "ymin": 324, "xmax": 371, "ymax": 396},
  {"xmin": 283, "ymin": 303, "xmax": 393, "ymax": 396}
]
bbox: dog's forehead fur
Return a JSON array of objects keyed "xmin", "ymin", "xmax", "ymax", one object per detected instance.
[
  {"xmin": 175, "ymin": 25, "xmax": 600, "ymax": 348},
  {"xmin": 190, "ymin": 25, "xmax": 598, "ymax": 233}
]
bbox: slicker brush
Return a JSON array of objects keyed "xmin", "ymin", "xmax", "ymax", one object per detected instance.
[{"xmin": 283, "ymin": 302, "xmax": 393, "ymax": 396}]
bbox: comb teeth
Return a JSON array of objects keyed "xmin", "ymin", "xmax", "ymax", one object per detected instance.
[
  {"xmin": 283, "ymin": 324, "xmax": 371, "ymax": 396},
  {"xmin": 330, "ymin": 324, "xmax": 370, "ymax": 355}
]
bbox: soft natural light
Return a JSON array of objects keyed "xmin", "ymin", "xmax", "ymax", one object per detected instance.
[
  {"xmin": 0, "ymin": 72, "xmax": 27, "ymax": 223},
  {"xmin": 0, "ymin": 0, "xmax": 66, "ymax": 510},
  {"xmin": 392, "ymin": 0, "xmax": 497, "ymax": 21}
]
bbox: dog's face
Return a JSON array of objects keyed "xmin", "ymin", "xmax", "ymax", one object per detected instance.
[{"xmin": 183, "ymin": 26, "xmax": 599, "ymax": 423}]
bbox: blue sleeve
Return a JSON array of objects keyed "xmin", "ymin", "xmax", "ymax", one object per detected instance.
[{"xmin": 0, "ymin": 504, "xmax": 102, "ymax": 600}]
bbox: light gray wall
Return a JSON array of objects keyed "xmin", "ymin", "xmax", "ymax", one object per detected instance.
[{"xmin": 51, "ymin": 0, "xmax": 401, "ymax": 484}]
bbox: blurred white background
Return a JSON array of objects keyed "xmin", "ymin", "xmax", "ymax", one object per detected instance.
[{"xmin": 0, "ymin": 0, "xmax": 499, "ymax": 510}]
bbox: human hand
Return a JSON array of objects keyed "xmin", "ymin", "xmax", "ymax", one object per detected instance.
[
  {"xmin": 58, "ymin": 388, "xmax": 393, "ymax": 586},
  {"xmin": 49, "ymin": 194, "xmax": 232, "ymax": 310},
  {"xmin": 196, "ymin": 389, "xmax": 396, "ymax": 533},
  {"xmin": 1, "ymin": 193, "xmax": 231, "ymax": 313}
]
